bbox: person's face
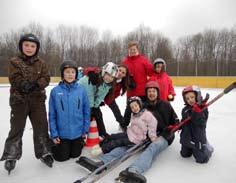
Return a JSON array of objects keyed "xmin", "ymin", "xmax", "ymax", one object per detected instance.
[
  {"xmin": 184, "ymin": 92, "xmax": 196, "ymax": 106},
  {"xmin": 128, "ymin": 45, "xmax": 139, "ymax": 57},
  {"xmin": 63, "ymin": 68, "xmax": 76, "ymax": 83},
  {"xmin": 103, "ymin": 73, "xmax": 115, "ymax": 83},
  {"xmin": 130, "ymin": 101, "xmax": 140, "ymax": 114},
  {"xmin": 22, "ymin": 41, "xmax": 37, "ymax": 56},
  {"xmin": 155, "ymin": 63, "xmax": 163, "ymax": 73},
  {"xmin": 117, "ymin": 66, "xmax": 127, "ymax": 79},
  {"xmin": 147, "ymin": 88, "xmax": 158, "ymax": 102}
]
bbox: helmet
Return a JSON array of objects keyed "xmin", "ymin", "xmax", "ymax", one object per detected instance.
[
  {"xmin": 60, "ymin": 61, "xmax": 78, "ymax": 79},
  {"xmin": 19, "ymin": 33, "xmax": 40, "ymax": 56},
  {"xmin": 128, "ymin": 96, "xmax": 143, "ymax": 109},
  {"xmin": 145, "ymin": 81, "xmax": 160, "ymax": 96},
  {"xmin": 102, "ymin": 62, "xmax": 118, "ymax": 78},
  {"xmin": 78, "ymin": 67, "xmax": 84, "ymax": 71},
  {"xmin": 182, "ymin": 85, "xmax": 202, "ymax": 104},
  {"xmin": 153, "ymin": 58, "xmax": 166, "ymax": 71}
]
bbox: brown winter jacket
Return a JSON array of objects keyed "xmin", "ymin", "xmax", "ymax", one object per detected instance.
[{"xmin": 8, "ymin": 55, "xmax": 50, "ymax": 105}]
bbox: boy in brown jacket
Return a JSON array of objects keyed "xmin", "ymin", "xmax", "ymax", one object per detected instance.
[{"xmin": 0, "ymin": 33, "xmax": 53, "ymax": 174}]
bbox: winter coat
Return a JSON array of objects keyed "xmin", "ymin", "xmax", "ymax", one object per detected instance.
[
  {"xmin": 49, "ymin": 81, "xmax": 90, "ymax": 140},
  {"xmin": 78, "ymin": 75, "xmax": 111, "ymax": 108},
  {"xmin": 127, "ymin": 109, "xmax": 157, "ymax": 144},
  {"xmin": 144, "ymin": 100, "xmax": 179, "ymax": 145},
  {"xmin": 180, "ymin": 105, "xmax": 208, "ymax": 149},
  {"xmin": 149, "ymin": 72, "xmax": 176, "ymax": 101},
  {"xmin": 104, "ymin": 82, "xmax": 122, "ymax": 105},
  {"xmin": 122, "ymin": 55, "xmax": 153, "ymax": 97},
  {"xmin": 8, "ymin": 55, "xmax": 50, "ymax": 105}
]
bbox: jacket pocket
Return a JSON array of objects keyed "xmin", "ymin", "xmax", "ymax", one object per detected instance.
[
  {"xmin": 77, "ymin": 98, "xmax": 80, "ymax": 109},
  {"xmin": 60, "ymin": 99, "xmax": 64, "ymax": 111}
]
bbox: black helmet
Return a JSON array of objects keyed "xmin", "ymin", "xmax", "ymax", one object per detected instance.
[
  {"xmin": 60, "ymin": 61, "xmax": 78, "ymax": 79},
  {"xmin": 19, "ymin": 33, "xmax": 40, "ymax": 56}
]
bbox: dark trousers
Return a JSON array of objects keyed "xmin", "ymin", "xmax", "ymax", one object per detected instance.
[
  {"xmin": 100, "ymin": 132, "xmax": 134, "ymax": 153},
  {"xmin": 1, "ymin": 99, "xmax": 51, "ymax": 161},
  {"xmin": 52, "ymin": 137, "xmax": 84, "ymax": 162},
  {"xmin": 180, "ymin": 145, "xmax": 213, "ymax": 163},
  {"xmin": 108, "ymin": 100, "xmax": 124, "ymax": 125},
  {"xmin": 123, "ymin": 96, "xmax": 146, "ymax": 127}
]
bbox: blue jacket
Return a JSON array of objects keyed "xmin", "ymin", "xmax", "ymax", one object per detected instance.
[
  {"xmin": 78, "ymin": 76, "xmax": 111, "ymax": 108},
  {"xmin": 49, "ymin": 81, "xmax": 90, "ymax": 140}
]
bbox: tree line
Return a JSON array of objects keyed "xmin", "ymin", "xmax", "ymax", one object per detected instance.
[{"xmin": 0, "ymin": 22, "xmax": 235, "ymax": 76}]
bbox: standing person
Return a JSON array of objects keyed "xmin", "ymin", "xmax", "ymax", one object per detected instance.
[
  {"xmin": 78, "ymin": 62, "xmax": 118, "ymax": 138},
  {"xmin": 76, "ymin": 81, "xmax": 179, "ymax": 183},
  {"xmin": 180, "ymin": 85, "xmax": 214, "ymax": 163},
  {"xmin": 149, "ymin": 58, "xmax": 176, "ymax": 102},
  {"xmin": 48, "ymin": 61, "xmax": 90, "ymax": 162},
  {"xmin": 122, "ymin": 41, "xmax": 153, "ymax": 130},
  {"xmin": 87, "ymin": 96, "xmax": 157, "ymax": 157},
  {"xmin": 104, "ymin": 65, "xmax": 129, "ymax": 128},
  {"xmin": 0, "ymin": 33, "xmax": 53, "ymax": 174}
]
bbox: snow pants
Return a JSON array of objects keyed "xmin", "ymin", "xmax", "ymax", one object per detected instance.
[
  {"xmin": 52, "ymin": 137, "xmax": 84, "ymax": 162},
  {"xmin": 0, "ymin": 96, "xmax": 51, "ymax": 161}
]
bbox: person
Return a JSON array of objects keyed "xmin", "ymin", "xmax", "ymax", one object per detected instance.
[
  {"xmin": 180, "ymin": 85, "xmax": 214, "ymax": 163},
  {"xmin": 0, "ymin": 33, "xmax": 53, "ymax": 174},
  {"xmin": 77, "ymin": 66, "xmax": 84, "ymax": 80},
  {"xmin": 149, "ymin": 58, "xmax": 176, "ymax": 102},
  {"xmin": 121, "ymin": 41, "xmax": 153, "ymax": 130},
  {"xmin": 76, "ymin": 80, "xmax": 179, "ymax": 183},
  {"xmin": 90, "ymin": 96, "xmax": 157, "ymax": 156},
  {"xmin": 78, "ymin": 62, "xmax": 118, "ymax": 138},
  {"xmin": 104, "ymin": 64, "xmax": 129, "ymax": 128},
  {"xmin": 48, "ymin": 61, "xmax": 90, "ymax": 162}
]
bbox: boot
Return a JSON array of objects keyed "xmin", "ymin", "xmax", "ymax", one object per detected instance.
[
  {"xmin": 4, "ymin": 159, "xmax": 16, "ymax": 175},
  {"xmin": 40, "ymin": 154, "xmax": 54, "ymax": 168},
  {"xmin": 76, "ymin": 156, "xmax": 104, "ymax": 173},
  {"xmin": 117, "ymin": 168, "xmax": 147, "ymax": 183}
]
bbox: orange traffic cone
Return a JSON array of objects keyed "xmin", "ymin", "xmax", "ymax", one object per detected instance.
[{"xmin": 85, "ymin": 118, "xmax": 100, "ymax": 148}]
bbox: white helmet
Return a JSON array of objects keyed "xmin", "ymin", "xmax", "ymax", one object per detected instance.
[
  {"xmin": 102, "ymin": 62, "xmax": 118, "ymax": 78},
  {"xmin": 153, "ymin": 58, "xmax": 166, "ymax": 71}
]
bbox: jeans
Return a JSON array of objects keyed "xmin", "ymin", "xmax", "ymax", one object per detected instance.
[{"xmin": 99, "ymin": 136, "xmax": 168, "ymax": 174}]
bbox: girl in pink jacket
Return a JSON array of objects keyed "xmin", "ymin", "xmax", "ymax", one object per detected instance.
[{"xmin": 91, "ymin": 96, "xmax": 158, "ymax": 156}]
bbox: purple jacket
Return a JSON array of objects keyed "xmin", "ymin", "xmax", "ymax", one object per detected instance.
[{"xmin": 127, "ymin": 109, "xmax": 158, "ymax": 144}]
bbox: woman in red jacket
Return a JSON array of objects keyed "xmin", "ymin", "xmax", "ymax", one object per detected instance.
[
  {"xmin": 149, "ymin": 58, "xmax": 176, "ymax": 102},
  {"xmin": 104, "ymin": 65, "xmax": 129, "ymax": 129}
]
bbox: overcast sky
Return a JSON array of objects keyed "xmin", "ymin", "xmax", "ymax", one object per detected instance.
[{"xmin": 0, "ymin": 0, "xmax": 236, "ymax": 41}]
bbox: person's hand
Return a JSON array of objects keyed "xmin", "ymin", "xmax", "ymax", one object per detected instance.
[
  {"xmin": 20, "ymin": 81, "xmax": 39, "ymax": 93},
  {"xmin": 87, "ymin": 71, "xmax": 99, "ymax": 85},
  {"xmin": 167, "ymin": 94, "xmax": 174, "ymax": 101},
  {"xmin": 53, "ymin": 137, "xmax": 61, "ymax": 144}
]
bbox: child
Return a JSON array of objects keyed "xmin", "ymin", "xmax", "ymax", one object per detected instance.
[
  {"xmin": 77, "ymin": 66, "xmax": 84, "ymax": 80},
  {"xmin": 104, "ymin": 65, "xmax": 129, "ymax": 130},
  {"xmin": 149, "ymin": 58, "xmax": 176, "ymax": 101},
  {"xmin": 48, "ymin": 61, "xmax": 90, "ymax": 162},
  {"xmin": 180, "ymin": 85, "xmax": 214, "ymax": 163},
  {"xmin": 0, "ymin": 33, "xmax": 53, "ymax": 174},
  {"xmin": 90, "ymin": 96, "xmax": 158, "ymax": 156},
  {"xmin": 78, "ymin": 62, "xmax": 118, "ymax": 138}
]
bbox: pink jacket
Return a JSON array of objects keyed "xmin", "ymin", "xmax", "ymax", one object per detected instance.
[{"xmin": 127, "ymin": 109, "xmax": 158, "ymax": 144}]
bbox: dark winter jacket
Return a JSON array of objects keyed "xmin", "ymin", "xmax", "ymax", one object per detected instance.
[
  {"xmin": 180, "ymin": 105, "xmax": 208, "ymax": 149},
  {"xmin": 145, "ymin": 100, "xmax": 179, "ymax": 145},
  {"xmin": 8, "ymin": 55, "xmax": 50, "ymax": 105},
  {"xmin": 122, "ymin": 55, "xmax": 153, "ymax": 97},
  {"xmin": 49, "ymin": 81, "xmax": 90, "ymax": 140}
]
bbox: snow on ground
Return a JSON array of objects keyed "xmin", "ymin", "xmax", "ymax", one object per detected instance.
[{"xmin": 0, "ymin": 84, "xmax": 236, "ymax": 183}]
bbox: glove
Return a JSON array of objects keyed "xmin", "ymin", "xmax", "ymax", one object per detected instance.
[
  {"xmin": 192, "ymin": 93, "xmax": 209, "ymax": 113},
  {"xmin": 20, "ymin": 81, "xmax": 39, "ymax": 93},
  {"xmin": 128, "ymin": 75, "xmax": 136, "ymax": 90},
  {"xmin": 99, "ymin": 101, "xmax": 105, "ymax": 106},
  {"xmin": 167, "ymin": 94, "xmax": 174, "ymax": 101},
  {"xmin": 87, "ymin": 71, "xmax": 99, "ymax": 85},
  {"xmin": 167, "ymin": 124, "xmax": 179, "ymax": 132}
]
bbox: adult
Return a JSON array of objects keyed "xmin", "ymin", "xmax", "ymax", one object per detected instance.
[
  {"xmin": 77, "ymin": 81, "xmax": 179, "ymax": 182},
  {"xmin": 121, "ymin": 41, "xmax": 153, "ymax": 129}
]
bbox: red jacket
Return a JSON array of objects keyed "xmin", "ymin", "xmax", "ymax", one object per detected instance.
[
  {"xmin": 149, "ymin": 72, "xmax": 176, "ymax": 101},
  {"xmin": 122, "ymin": 55, "xmax": 153, "ymax": 97},
  {"xmin": 104, "ymin": 82, "xmax": 122, "ymax": 105}
]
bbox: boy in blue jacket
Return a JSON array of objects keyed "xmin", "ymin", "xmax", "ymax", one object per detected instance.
[{"xmin": 49, "ymin": 61, "xmax": 90, "ymax": 161}]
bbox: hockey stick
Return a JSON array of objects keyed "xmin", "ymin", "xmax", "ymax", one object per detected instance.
[
  {"xmin": 170, "ymin": 82, "xmax": 236, "ymax": 133},
  {"xmin": 74, "ymin": 140, "xmax": 150, "ymax": 183}
]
